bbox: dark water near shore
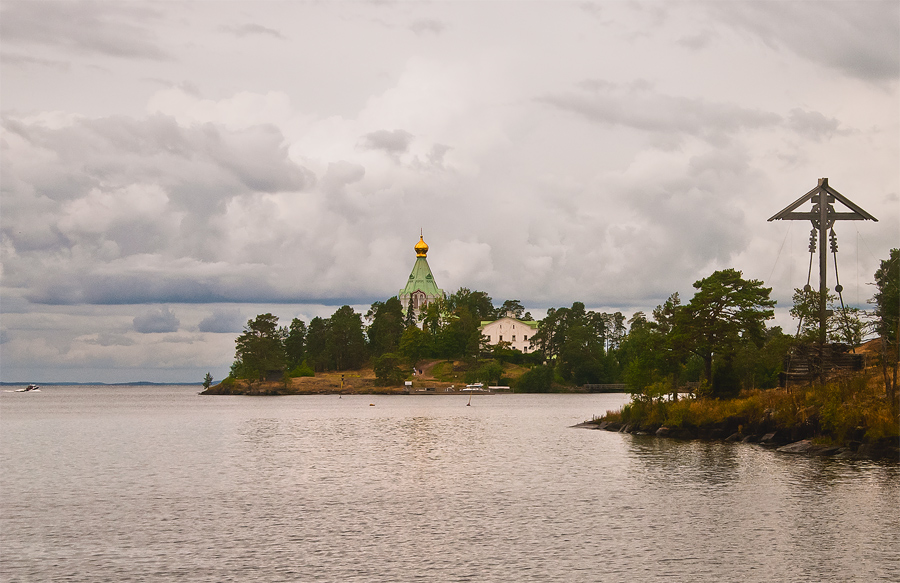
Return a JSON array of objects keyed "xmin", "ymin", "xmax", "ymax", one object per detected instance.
[{"xmin": 2, "ymin": 385, "xmax": 898, "ymax": 582}]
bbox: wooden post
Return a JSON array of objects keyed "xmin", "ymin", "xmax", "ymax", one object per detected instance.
[{"xmin": 818, "ymin": 178, "xmax": 829, "ymax": 346}]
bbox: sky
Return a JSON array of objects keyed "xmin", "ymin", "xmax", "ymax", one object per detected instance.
[{"xmin": 1, "ymin": 0, "xmax": 897, "ymax": 383}]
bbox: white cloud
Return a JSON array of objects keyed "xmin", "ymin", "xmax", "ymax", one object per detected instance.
[{"xmin": 146, "ymin": 88, "xmax": 295, "ymax": 130}]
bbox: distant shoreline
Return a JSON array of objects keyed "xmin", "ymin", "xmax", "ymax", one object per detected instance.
[{"xmin": 0, "ymin": 381, "xmax": 204, "ymax": 386}]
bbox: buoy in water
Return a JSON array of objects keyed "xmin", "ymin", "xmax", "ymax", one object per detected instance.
[{"xmin": 369, "ymin": 403, "xmax": 375, "ymax": 406}]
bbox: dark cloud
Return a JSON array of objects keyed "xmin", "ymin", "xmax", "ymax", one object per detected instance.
[
  {"xmin": 85, "ymin": 333, "xmax": 135, "ymax": 347},
  {"xmin": 409, "ymin": 19, "xmax": 446, "ymax": 35},
  {"xmin": 133, "ymin": 306, "xmax": 179, "ymax": 333},
  {"xmin": 787, "ymin": 109, "xmax": 842, "ymax": 141},
  {"xmin": 219, "ymin": 23, "xmax": 286, "ymax": 39},
  {"xmin": 676, "ymin": 30, "xmax": 716, "ymax": 50},
  {"xmin": 0, "ymin": 52, "xmax": 71, "ymax": 70},
  {"xmin": 198, "ymin": 308, "xmax": 245, "ymax": 333},
  {"xmin": 427, "ymin": 144, "xmax": 451, "ymax": 167},
  {"xmin": 18, "ymin": 267, "xmax": 375, "ymax": 306},
  {"xmin": 540, "ymin": 81, "xmax": 781, "ymax": 145},
  {"xmin": 0, "ymin": 0, "xmax": 170, "ymax": 60},
  {"xmin": 711, "ymin": 1, "xmax": 899, "ymax": 84},
  {"xmin": 24, "ymin": 272, "xmax": 269, "ymax": 305},
  {"xmin": 358, "ymin": 129, "xmax": 414, "ymax": 154}
]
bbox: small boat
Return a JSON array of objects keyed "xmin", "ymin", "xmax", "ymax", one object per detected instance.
[
  {"xmin": 15, "ymin": 384, "xmax": 40, "ymax": 392},
  {"xmin": 462, "ymin": 383, "xmax": 485, "ymax": 392}
]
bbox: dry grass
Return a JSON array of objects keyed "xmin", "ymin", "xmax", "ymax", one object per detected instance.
[{"xmin": 602, "ymin": 370, "xmax": 898, "ymax": 445}]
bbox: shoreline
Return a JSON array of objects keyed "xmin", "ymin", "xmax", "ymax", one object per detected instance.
[{"xmin": 574, "ymin": 420, "xmax": 899, "ymax": 462}]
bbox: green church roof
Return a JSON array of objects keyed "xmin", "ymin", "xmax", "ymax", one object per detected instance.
[
  {"xmin": 399, "ymin": 234, "xmax": 444, "ymax": 300},
  {"xmin": 400, "ymin": 256, "xmax": 444, "ymax": 298}
]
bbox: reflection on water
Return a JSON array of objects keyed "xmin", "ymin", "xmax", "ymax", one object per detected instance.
[{"xmin": 1, "ymin": 387, "xmax": 897, "ymax": 582}]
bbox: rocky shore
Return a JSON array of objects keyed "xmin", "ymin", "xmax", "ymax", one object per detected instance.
[{"xmin": 576, "ymin": 420, "xmax": 899, "ymax": 461}]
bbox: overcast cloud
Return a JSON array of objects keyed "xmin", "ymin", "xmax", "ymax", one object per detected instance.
[{"xmin": 1, "ymin": 1, "xmax": 897, "ymax": 382}]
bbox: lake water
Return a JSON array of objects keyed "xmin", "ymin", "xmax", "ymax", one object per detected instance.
[{"xmin": 1, "ymin": 385, "xmax": 898, "ymax": 582}]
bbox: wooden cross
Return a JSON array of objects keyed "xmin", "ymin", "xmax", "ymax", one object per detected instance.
[{"xmin": 768, "ymin": 178, "xmax": 877, "ymax": 345}]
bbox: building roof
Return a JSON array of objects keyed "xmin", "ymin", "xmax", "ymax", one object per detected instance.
[{"xmin": 399, "ymin": 234, "xmax": 444, "ymax": 299}]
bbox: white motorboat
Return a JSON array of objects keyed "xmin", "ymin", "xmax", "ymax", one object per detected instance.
[{"xmin": 15, "ymin": 384, "xmax": 40, "ymax": 392}]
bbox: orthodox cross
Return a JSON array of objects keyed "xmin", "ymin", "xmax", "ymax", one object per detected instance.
[{"xmin": 768, "ymin": 178, "xmax": 877, "ymax": 345}]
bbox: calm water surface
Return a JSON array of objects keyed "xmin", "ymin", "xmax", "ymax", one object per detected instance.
[{"xmin": 1, "ymin": 385, "xmax": 898, "ymax": 582}]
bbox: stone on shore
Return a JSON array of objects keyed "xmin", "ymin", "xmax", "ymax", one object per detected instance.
[
  {"xmin": 760, "ymin": 432, "xmax": 783, "ymax": 446},
  {"xmin": 777, "ymin": 440, "xmax": 814, "ymax": 454}
]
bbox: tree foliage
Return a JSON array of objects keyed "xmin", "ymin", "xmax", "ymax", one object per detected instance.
[
  {"xmin": 496, "ymin": 299, "xmax": 525, "ymax": 319},
  {"xmin": 327, "ymin": 306, "xmax": 367, "ymax": 371},
  {"xmin": 790, "ymin": 288, "xmax": 864, "ymax": 346},
  {"xmin": 399, "ymin": 325, "xmax": 431, "ymax": 368},
  {"xmin": 366, "ymin": 297, "xmax": 405, "ymax": 357},
  {"xmin": 531, "ymin": 302, "xmax": 622, "ymax": 384},
  {"xmin": 873, "ymin": 248, "xmax": 899, "ymax": 400},
  {"xmin": 373, "ymin": 353, "xmax": 405, "ymax": 386},
  {"xmin": 679, "ymin": 269, "xmax": 775, "ymax": 396},
  {"xmin": 230, "ymin": 306, "xmax": 369, "ymax": 380},
  {"xmin": 515, "ymin": 365, "xmax": 554, "ymax": 393},
  {"xmin": 232, "ymin": 313, "xmax": 286, "ymax": 381},
  {"xmin": 284, "ymin": 318, "xmax": 307, "ymax": 369}
]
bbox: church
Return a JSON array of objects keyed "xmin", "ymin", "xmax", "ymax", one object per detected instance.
[{"xmin": 398, "ymin": 232, "xmax": 445, "ymax": 319}]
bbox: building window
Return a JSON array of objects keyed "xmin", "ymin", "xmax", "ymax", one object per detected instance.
[
  {"xmin": 512, "ymin": 335, "xmax": 516, "ymax": 342},
  {"xmin": 523, "ymin": 335, "xmax": 528, "ymax": 341},
  {"xmin": 499, "ymin": 335, "xmax": 503, "ymax": 342}
]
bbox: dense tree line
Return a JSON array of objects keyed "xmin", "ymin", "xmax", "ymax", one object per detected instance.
[
  {"xmin": 228, "ymin": 288, "xmax": 529, "ymax": 383},
  {"xmin": 228, "ymin": 250, "xmax": 898, "ymax": 398},
  {"xmin": 616, "ymin": 269, "xmax": 779, "ymax": 399}
]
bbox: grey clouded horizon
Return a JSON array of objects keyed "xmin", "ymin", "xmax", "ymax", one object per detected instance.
[{"xmin": 1, "ymin": 1, "xmax": 897, "ymax": 382}]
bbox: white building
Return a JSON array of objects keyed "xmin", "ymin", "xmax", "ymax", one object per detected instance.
[{"xmin": 479, "ymin": 316, "xmax": 539, "ymax": 353}]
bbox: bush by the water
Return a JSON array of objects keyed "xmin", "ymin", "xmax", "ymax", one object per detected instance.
[{"xmin": 515, "ymin": 365, "xmax": 555, "ymax": 392}]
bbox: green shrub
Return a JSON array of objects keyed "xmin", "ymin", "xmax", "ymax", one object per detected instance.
[
  {"xmin": 374, "ymin": 353, "xmax": 405, "ymax": 386},
  {"xmin": 288, "ymin": 362, "xmax": 315, "ymax": 378},
  {"xmin": 515, "ymin": 365, "xmax": 554, "ymax": 393},
  {"xmin": 465, "ymin": 360, "xmax": 504, "ymax": 385}
]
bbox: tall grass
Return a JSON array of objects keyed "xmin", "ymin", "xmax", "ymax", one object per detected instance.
[{"xmin": 602, "ymin": 372, "xmax": 898, "ymax": 445}]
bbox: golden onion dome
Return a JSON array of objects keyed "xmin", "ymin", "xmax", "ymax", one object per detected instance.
[{"xmin": 415, "ymin": 234, "xmax": 429, "ymax": 257}]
